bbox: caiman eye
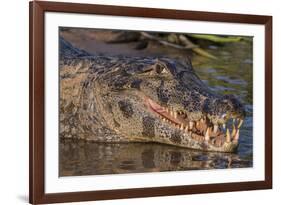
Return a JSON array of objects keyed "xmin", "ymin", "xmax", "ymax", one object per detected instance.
[{"xmin": 155, "ymin": 63, "xmax": 169, "ymax": 74}]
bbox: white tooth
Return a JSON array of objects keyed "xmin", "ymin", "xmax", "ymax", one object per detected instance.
[
  {"xmin": 204, "ymin": 128, "xmax": 210, "ymax": 141},
  {"xmin": 213, "ymin": 124, "xmax": 218, "ymax": 133},
  {"xmin": 231, "ymin": 126, "xmax": 236, "ymax": 137},
  {"xmin": 226, "ymin": 128, "xmax": 231, "ymax": 142},
  {"xmin": 233, "ymin": 129, "xmax": 240, "ymax": 141},
  {"xmin": 223, "ymin": 123, "xmax": 226, "ymax": 129},
  {"xmin": 185, "ymin": 126, "xmax": 188, "ymax": 132},
  {"xmin": 169, "ymin": 110, "xmax": 173, "ymax": 115},
  {"xmin": 189, "ymin": 122, "xmax": 194, "ymax": 130},
  {"xmin": 163, "ymin": 118, "xmax": 166, "ymax": 122},
  {"xmin": 238, "ymin": 119, "xmax": 244, "ymax": 128},
  {"xmin": 180, "ymin": 124, "xmax": 184, "ymax": 130}
]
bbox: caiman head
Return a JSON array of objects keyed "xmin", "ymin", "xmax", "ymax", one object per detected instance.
[{"xmin": 93, "ymin": 57, "xmax": 246, "ymax": 152}]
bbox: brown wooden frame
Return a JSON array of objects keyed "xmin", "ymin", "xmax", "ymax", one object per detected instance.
[{"xmin": 29, "ymin": 1, "xmax": 272, "ymax": 204}]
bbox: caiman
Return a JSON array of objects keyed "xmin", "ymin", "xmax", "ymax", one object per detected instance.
[{"xmin": 59, "ymin": 37, "xmax": 246, "ymax": 153}]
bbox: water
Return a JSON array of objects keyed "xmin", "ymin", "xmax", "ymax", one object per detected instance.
[
  {"xmin": 60, "ymin": 139, "xmax": 252, "ymax": 176},
  {"xmin": 59, "ymin": 30, "xmax": 253, "ymax": 176}
]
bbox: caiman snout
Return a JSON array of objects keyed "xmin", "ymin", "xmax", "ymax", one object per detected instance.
[{"xmin": 203, "ymin": 94, "xmax": 246, "ymax": 125}]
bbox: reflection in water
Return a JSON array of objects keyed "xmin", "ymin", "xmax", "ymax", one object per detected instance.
[
  {"xmin": 60, "ymin": 139, "xmax": 252, "ymax": 176},
  {"xmin": 59, "ymin": 30, "xmax": 253, "ymax": 176}
]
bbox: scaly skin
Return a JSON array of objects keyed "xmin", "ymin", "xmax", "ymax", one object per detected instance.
[{"xmin": 59, "ymin": 37, "xmax": 246, "ymax": 152}]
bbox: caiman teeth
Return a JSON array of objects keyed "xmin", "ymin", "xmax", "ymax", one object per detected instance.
[
  {"xmin": 147, "ymin": 98, "xmax": 244, "ymax": 147},
  {"xmin": 231, "ymin": 125, "xmax": 236, "ymax": 137},
  {"xmin": 189, "ymin": 121, "xmax": 194, "ymax": 130},
  {"xmin": 238, "ymin": 119, "xmax": 244, "ymax": 128},
  {"xmin": 180, "ymin": 124, "xmax": 184, "ymax": 130},
  {"xmin": 204, "ymin": 127, "xmax": 210, "ymax": 141},
  {"xmin": 233, "ymin": 129, "xmax": 240, "ymax": 142},
  {"xmin": 226, "ymin": 128, "xmax": 231, "ymax": 142},
  {"xmin": 213, "ymin": 124, "xmax": 218, "ymax": 134}
]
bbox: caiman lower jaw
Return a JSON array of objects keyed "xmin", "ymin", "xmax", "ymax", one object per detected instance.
[{"xmin": 146, "ymin": 98, "xmax": 244, "ymax": 151}]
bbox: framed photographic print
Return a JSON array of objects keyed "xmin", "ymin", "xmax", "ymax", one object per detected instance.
[{"xmin": 29, "ymin": 1, "xmax": 272, "ymax": 204}]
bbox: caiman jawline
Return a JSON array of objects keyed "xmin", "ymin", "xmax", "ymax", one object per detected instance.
[{"xmin": 146, "ymin": 98, "xmax": 243, "ymax": 148}]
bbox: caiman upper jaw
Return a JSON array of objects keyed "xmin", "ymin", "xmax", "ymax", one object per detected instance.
[{"xmin": 146, "ymin": 97, "xmax": 244, "ymax": 152}]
